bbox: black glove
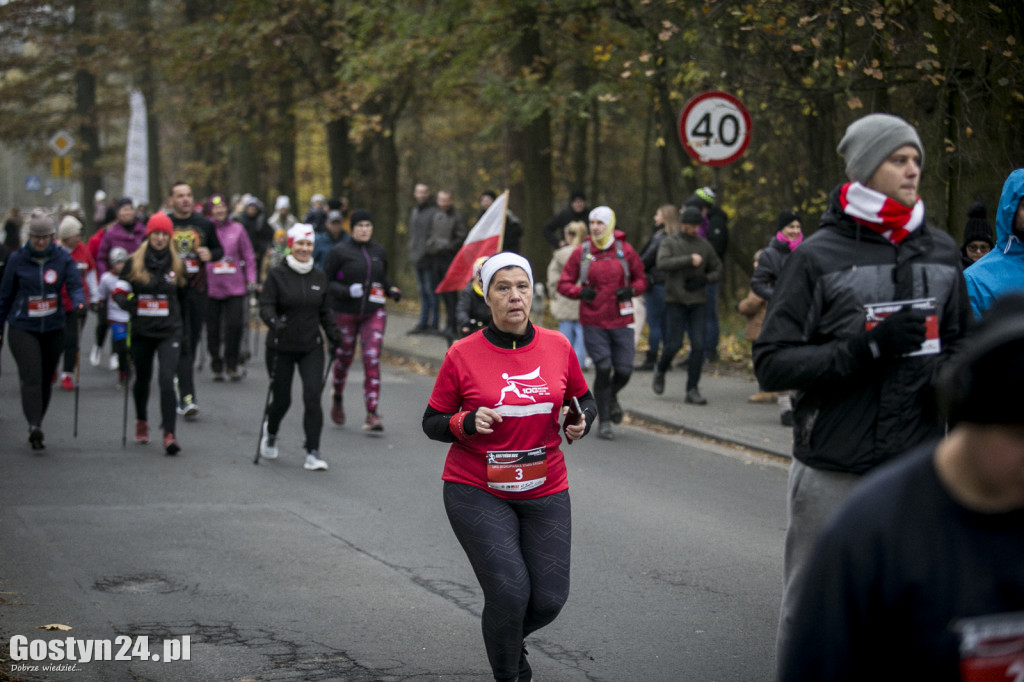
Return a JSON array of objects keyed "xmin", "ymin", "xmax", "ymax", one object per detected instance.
[
  {"xmin": 579, "ymin": 287, "xmax": 597, "ymax": 302},
  {"xmin": 684, "ymin": 275, "xmax": 709, "ymax": 291},
  {"xmin": 89, "ymin": 301, "xmax": 101, "ymax": 313},
  {"xmin": 865, "ymin": 308, "xmax": 928, "ymax": 358},
  {"xmin": 615, "ymin": 286, "xmax": 635, "ymax": 302},
  {"xmin": 388, "ymin": 286, "xmax": 402, "ymax": 303}
]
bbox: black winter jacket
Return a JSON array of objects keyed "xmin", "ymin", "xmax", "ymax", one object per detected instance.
[
  {"xmin": 322, "ymin": 239, "xmax": 393, "ymax": 316},
  {"xmin": 113, "ymin": 251, "xmax": 185, "ymax": 340},
  {"xmin": 750, "ymin": 236, "xmax": 792, "ymax": 301},
  {"xmin": 259, "ymin": 260, "xmax": 337, "ymax": 354},
  {"xmin": 753, "ymin": 186, "xmax": 971, "ymax": 474}
]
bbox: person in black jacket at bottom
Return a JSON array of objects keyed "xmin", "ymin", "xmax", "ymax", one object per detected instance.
[
  {"xmin": 113, "ymin": 213, "xmax": 187, "ymax": 455},
  {"xmin": 754, "ymin": 113, "xmax": 971, "ymax": 660},
  {"xmin": 322, "ymin": 210, "xmax": 401, "ymax": 432},
  {"xmin": 258, "ymin": 224, "xmax": 341, "ymax": 471}
]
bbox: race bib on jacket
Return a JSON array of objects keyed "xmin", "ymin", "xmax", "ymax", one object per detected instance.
[
  {"xmin": 864, "ymin": 297, "xmax": 939, "ymax": 356},
  {"xmin": 211, "ymin": 259, "xmax": 236, "ymax": 275},
  {"xmin": 368, "ymin": 283, "xmax": 386, "ymax": 304},
  {"xmin": 137, "ymin": 294, "xmax": 170, "ymax": 317},
  {"xmin": 27, "ymin": 295, "xmax": 59, "ymax": 317}
]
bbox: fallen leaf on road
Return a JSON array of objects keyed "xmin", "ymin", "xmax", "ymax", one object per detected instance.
[{"xmin": 37, "ymin": 624, "xmax": 73, "ymax": 631}]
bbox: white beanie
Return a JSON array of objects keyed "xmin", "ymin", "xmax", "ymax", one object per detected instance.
[
  {"xmin": 58, "ymin": 215, "xmax": 83, "ymax": 240},
  {"xmin": 481, "ymin": 252, "xmax": 534, "ymax": 297},
  {"xmin": 286, "ymin": 223, "xmax": 315, "ymax": 248},
  {"xmin": 275, "ymin": 195, "xmax": 291, "ymax": 211},
  {"xmin": 588, "ymin": 206, "xmax": 616, "ymax": 231}
]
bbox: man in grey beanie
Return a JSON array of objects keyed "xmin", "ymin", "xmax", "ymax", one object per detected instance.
[{"xmin": 753, "ymin": 112, "xmax": 971, "ymax": 660}]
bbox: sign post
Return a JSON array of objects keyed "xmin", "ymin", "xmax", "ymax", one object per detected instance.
[{"xmin": 678, "ymin": 91, "xmax": 751, "ymax": 167}]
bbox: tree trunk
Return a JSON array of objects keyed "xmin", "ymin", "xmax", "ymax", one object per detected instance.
[
  {"xmin": 277, "ymin": 85, "xmax": 296, "ymax": 207},
  {"xmin": 326, "ymin": 116, "xmax": 351, "ymax": 200},
  {"xmin": 73, "ymin": 0, "xmax": 100, "ymax": 229},
  {"xmin": 510, "ymin": 3, "xmax": 554, "ymax": 273}
]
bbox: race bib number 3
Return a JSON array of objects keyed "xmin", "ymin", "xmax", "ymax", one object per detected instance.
[{"xmin": 486, "ymin": 447, "xmax": 547, "ymax": 493}]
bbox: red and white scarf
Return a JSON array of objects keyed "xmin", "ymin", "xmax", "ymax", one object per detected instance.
[{"xmin": 839, "ymin": 182, "xmax": 924, "ymax": 245}]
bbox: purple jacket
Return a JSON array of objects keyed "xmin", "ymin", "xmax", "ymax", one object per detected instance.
[
  {"xmin": 96, "ymin": 221, "xmax": 147, "ymax": 275},
  {"xmin": 206, "ymin": 219, "xmax": 257, "ymax": 300}
]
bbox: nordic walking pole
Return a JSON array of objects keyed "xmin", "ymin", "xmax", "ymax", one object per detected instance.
[
  {"xmin": 73, "ymin": 347, "xmax": 81, "ymax": 438},
  {"xmin": 121, "ymin": 358, "xmax": 131, "ymax": 449},
  {"xmin": 254, "ymin": 348, "xmax": 277, "ymax": 465}
]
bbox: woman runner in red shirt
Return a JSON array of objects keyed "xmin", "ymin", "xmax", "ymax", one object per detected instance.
[{"xmin": 423, "ymin": 252, "xmax": 596, "ymax": 681}]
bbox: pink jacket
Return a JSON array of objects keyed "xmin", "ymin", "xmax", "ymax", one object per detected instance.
[{"xmin": 205, "ymin": 219, "xmax": 256, "ymax": 299}]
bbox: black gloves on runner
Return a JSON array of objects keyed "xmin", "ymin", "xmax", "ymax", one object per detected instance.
[
  {"xmin": 579, "ymin": 287, "xmax": 597, "ymax": 302},
  {"xmin": 615, "ymin": 286, "xmax": 635, "ymax": 301},
  {"xmin": 861, "ymin": 308, "xmax": 928, "ymax": 358}
]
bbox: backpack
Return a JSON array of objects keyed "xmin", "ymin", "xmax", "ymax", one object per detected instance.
[{"xmin": 578, "ymin": 239, "xmax": 630, "ymax": 286}]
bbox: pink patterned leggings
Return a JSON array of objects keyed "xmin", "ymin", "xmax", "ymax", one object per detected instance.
[{"xmin": 331, "ymin": 308, "xmax": 386, "ymax": 414}]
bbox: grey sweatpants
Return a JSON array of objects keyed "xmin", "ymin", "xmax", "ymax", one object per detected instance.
[{"xmin": 775, "ymin": 459, "xmax": 861, "ymax": 663}]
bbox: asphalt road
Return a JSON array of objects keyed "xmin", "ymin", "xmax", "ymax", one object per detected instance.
[{"xmin": 1, "ymin": 337, "xmax": 787, "ymax": 682}]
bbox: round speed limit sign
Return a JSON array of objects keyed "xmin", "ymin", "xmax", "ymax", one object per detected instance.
[{"xmin": 679, "ymin": 91, "xmax": 752, "ymax": 167}]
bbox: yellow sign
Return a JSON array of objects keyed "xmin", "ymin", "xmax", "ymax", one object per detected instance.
[
  {"xmin": 51, "ymin": 156, "xmax": 71, "ymax": 178},
  {"xmin": 48, "ymin": 130, "xmax": 75, "ymax": 157}
]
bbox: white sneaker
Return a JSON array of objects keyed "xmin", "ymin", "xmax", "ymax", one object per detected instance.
[
  {"xmin": 304, "ymin": 452, "xmax": 328, "ymax": 471},
  {"xmin": 109, "ymin": 355, "xmax": 119, "ymax": 371},
  {"xmin": 259, "ymin": 424, "xmax": 278, "ymax": 459},
  {"xmin": 89, "ymin": 346, "xmax": 102, "ymax": 367}
]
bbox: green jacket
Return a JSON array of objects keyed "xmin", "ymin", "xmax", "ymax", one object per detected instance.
[{"xmin": 656, "ymin": 230, "xmax": 722, "ymax": 305}]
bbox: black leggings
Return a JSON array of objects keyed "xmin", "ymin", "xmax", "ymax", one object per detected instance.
[
  {"xmin": 443, "ymin": 482, "xmax": 571, "ymax": 681},
  {"xmin": 132, "ymin": 335, "xmax": 181, "ymax": 433},
  {"xmin": 62, "ymin": 312, "xmax": 84, "ymax": 373},
  {"xmin": 7, "ymin": 326, "xmax": 64, "ymax": 428},
  {"xmin": 176, "ymin": 289, "xmax": 205, "ymax": 400},
  {"xmin": 265, "ymin": 346, "xmax": 324, "ymax": 452},
  {"xmin": 206, "ymin": 295, "xmax": 246, "ymax": 373}
]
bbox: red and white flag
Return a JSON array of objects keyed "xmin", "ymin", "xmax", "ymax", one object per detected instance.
[{"xmin": 435, "ymin": 190, "xmax": 508, "ymax": 293}]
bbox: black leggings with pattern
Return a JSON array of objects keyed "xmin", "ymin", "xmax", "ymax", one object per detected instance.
[{"xmin": 443, "ymin": 482, "xmax": 571, "ymax": 681}]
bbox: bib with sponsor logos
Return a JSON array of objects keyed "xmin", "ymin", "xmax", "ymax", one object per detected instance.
[{"xmin": 27, "ymin": 294, "xmax": 59, "ymax": 317}]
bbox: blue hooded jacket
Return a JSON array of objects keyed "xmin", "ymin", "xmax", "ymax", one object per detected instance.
[
  {"xmin": 0, "ymin": 242, "xmax": 84, "ymax": 334},
  {"xmin": 964, "ymin": 169, "xmax": 1024, "ymax": 318}
]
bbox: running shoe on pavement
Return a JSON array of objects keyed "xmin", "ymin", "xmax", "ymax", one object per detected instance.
[
  {"xmin": 304, "ymin": 452, "xmax": 328, "ymax": 471},
  {"xmin": 163, "ymin": 432, "xmax": 181, "ymax": 455},
  {"xmin": 136, "ymin": 420, "xmax": 149, "ymax": 444},
  {"xmin": 259, "ymin": 424, "xmax": 278, "ymax": 459}
]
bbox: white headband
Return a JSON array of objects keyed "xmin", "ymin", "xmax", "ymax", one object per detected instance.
[{"xmin": 481, "ymin": 252, "xmax": 533, "ymax": 297}]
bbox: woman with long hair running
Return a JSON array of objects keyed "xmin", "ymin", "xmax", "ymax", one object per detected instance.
[{"xmin": 113, "ymin": 212, "xmax": 188, "ymax": 454}]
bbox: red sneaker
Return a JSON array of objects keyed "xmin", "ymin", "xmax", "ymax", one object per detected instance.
[
  {"xmin": 61, "ymin": 374, "xmax": 75, "ymax": 391},
  {"xmin": 163, "ymin": 432, "xmax": 181, "ymax": 455},
  {"xmin": 135, "ymin": 420, "xmax": 149, "ymax": 444}
]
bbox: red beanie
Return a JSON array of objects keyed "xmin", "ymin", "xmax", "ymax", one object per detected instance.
[{"xmin": 146, "ymin": 212, "xmax": 174, "ymax": 237}]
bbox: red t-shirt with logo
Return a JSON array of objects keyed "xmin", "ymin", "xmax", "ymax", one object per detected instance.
[{"xmin": 429, "ymin": 327, "xmax": 589, "ymax": 500}]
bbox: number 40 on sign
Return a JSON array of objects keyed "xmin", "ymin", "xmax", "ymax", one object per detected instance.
[{"xmin": 678, "ymin": 91, "xmax": 752, "ymax": 167}]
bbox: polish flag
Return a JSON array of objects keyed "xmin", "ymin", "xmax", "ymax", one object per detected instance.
[{"xmin": 435, "ymin": 190, "xmax": 508, "ymax": 293}]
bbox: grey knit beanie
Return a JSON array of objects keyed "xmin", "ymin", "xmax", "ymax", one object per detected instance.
[
  {"xmin": 837, "ymin": 114, "xmax": 923, "ymax": 183},
  {"xmin": 27, "ymin": 208, "xmax": 55, "ymax": 237}
]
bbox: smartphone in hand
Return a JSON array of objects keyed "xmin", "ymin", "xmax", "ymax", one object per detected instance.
[{"xmin": 563, "ymin": 396, "xmax": 582, "ymax": 444}]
